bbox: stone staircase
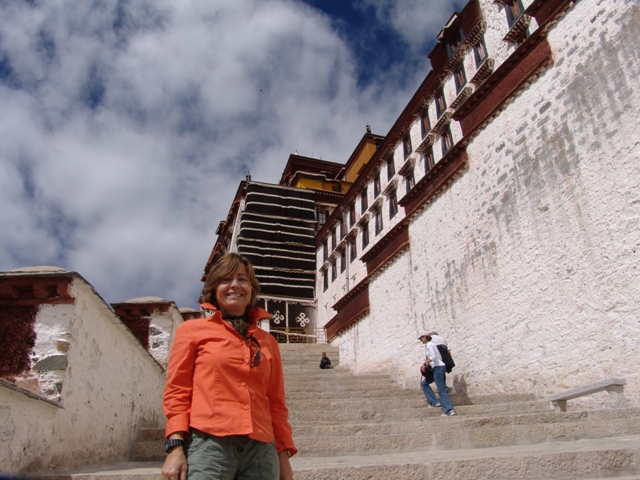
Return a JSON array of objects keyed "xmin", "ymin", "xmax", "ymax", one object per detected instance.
[{"xmin": 40, "ymin": 344, "xmax": 640, "ymax": 479}]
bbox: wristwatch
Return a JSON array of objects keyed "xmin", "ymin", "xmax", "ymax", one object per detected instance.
[{"xmin": 165, "ymin": 438, "xmax": 185, "ymax": 454}]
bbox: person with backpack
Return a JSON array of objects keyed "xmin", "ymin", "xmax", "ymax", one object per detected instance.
[{"xmin": 418, "ymin": 333, "xmax": 456, "ymax": 417}]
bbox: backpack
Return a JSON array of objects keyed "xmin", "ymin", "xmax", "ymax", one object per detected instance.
[{"xmin": 437, "ymin": 344, "xmax": 455, "ymax": 373}]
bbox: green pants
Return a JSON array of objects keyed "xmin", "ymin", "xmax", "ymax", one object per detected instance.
[{"xmin": 186, "ymin": 429, "xmax": 279, "ymax": 480}]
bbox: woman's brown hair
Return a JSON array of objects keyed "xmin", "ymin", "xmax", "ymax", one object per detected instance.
[{"xmin": 199, "ymin": 253, "xmax": 260, "ymax": 307}]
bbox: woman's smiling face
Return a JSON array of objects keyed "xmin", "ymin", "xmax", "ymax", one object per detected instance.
[{"xmin": 215, "ymin": 263, "xmax": 252, "ymax": 316}]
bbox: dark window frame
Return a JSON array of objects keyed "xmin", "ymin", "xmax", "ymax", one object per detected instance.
[
  {"xmin": 373, "ymin": 173, "xmax": 381, "ymax": 197},
  {"xmin": 348, "ymin": 203, "xmax": 356, "ymax": 228},
  {"xmin": 349, "ymin": 237, "xmax": 357, "ymax": 263},
  {"xmin": 389, "ymin": 190, "xmax": 398, "ymax": 219},
  {"xmin": 445, "ymin": 27, "xmax": 465, "ymax": 59},
  {"xmin": 405, "ymin": 169, "xmax": 415, "ymax": 195},
  {"xmin": 374, "ymin": 208, "xmax": 383, "ymax": 235},
  {"xmin": 421, "ymin": 113, "xmax": 431, "ymax": 139},
  {"xmin": 473, "ymin": 37, "xmax": 488, "ymax": 67},
  {"xmin": 454, "ymin": 64, "xmax": 467, "ymax": 93},
  {"xmin": 442, "ymin": 127, "xmax": 454, "ymax": 156},
  {"xmin": 360, "ymin": 190, "xmax": 368, "ymax": 211},
  {"xmin": 402, "ymin": 135, "xmax": 412, "ymax": 160},
  {"xmin": 424, "ymin": 146, "xmax": 435, "ymax": 174},
  {"xmin": 505, "ymin": 0, "xmax": 525, "ymax": 28},
  {"xmin": 436, "ymin": 90, "xmax": 447, "ymax": 118},
  {"xmin": 361, "ymin": 221, "xmax": 369, "ymax": 249},
  {"xmin": 387, "ymin": 158, "xmax": 396, "ymax": 179}
]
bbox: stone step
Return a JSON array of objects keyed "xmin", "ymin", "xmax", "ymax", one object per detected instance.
[
  {"xmin": 287, "ymin": 399, "xmax": 550, "ymax": 423},
  {"xmin": 39, "ymin": 435, "xmax": 640, "ymax": 480},
  {"xmin": 288, "ymin": 435, "xmax": 640, "ymax": 480},
  {"xmin": 132, "ymin": 408, "xmax": 640, "ymax": 461},
  {"xmin": 291, "ymin": 409, "xmax": 640, "ymax": 457}
]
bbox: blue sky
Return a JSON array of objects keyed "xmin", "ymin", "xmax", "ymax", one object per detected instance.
[{"xmin": 0, "ymin": 0, "xmax": 463, "ymax": 309}]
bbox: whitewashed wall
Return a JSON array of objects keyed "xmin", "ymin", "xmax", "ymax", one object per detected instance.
[
  {"xmin": 0, "ymin": 274, "xmax": 167, "ymax": 473},
  {"xmin": 336, "ymin": 0, "xmax": 640, "ymax": 408}
]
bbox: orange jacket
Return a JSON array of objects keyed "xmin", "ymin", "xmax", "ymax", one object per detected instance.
[{"xmin": 163, "ymin": 303, "xmax": 297, "ymax": 457}]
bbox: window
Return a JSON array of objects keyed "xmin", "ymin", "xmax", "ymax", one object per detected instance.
[
  {"xmin": 331, "ymin": 259, "xmax": 337, "ymax": 282},
  {"xmin": 323, "ymin": 270, "xmax": 328, "ymax": 291},
  {"xmin": 373, "ymin": 173, "xmax": 381, "ymax": 197},
  {"xmin": 374, "ymin": 208, "xmax": 383, "ymax": 235},
  {"xmin": 442, "ymin": 127, "xmax": 454, "ymax": 155},
  {"xmin": 317, "ymin": 208, "xmax": 329, "ymax": 226},
  {"xmin": 473, "ymin": 37, "xmax": 488, "ymax": 67},
  {"xmin": 446, "ymin": 28, "xmax": 465, "ymax": 59},
  {"xmin": 405, "ymin": 169, "xmax": 415, "ymax": 195},
  {"xmin": 361, "ymin": 220, "xmax": 369, "ymax": 249},
  {"xmin": 421, "ymin": 113, "xmax": 431, "ymax": 139},
  {"xmin": 436, "ymin": 90, "xmax": 447, "ymax": 118},
  {"xmin": 340, "ymin": 249, "xmax": 346, "ymax": 273},
  {"xmin": 424, "ymin": 146, "xmax": 435, "ymax": 173},
  {"xmin": 349, "ymin": 237, "xmax": 357, "ymax": 263},
  {"xmin": 348, "ymin": 203, "xmax": 356, "ymax": 228},
  {"xmin": 339, "ymin": 216, "xmax": 346, "ymax": 240},
  {"xmin": 402, "ymin": 135, "xmax": 412, "ymax": 160},
  {"xmin": 387, "ymin": 158, "xmax": 395, "ymax": 179},
  {"xmin": 322, "ymin": 240, "xmax": 328, "ymax": 262},
  {"xmin": 331, "ymin": 228, "xmax": 336, "ymax": 250},
  {"xmin": 360, "ymin": 190, "xmax": 368, "ymax": 211},
  {"xmin": 389, "ymin": 191, "xmax": 398, "ymax": 219},
  {"xmin": 505, "ymin": 0, "xmax": 524, "ymax": 28},
  {"xmin": 454, "ymin": 65, "xmax": 467, "ymax": 93}
]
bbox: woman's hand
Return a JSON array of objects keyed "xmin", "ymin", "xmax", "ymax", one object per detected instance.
[
  {"xmin": 161, "ymin": 447, "xmax": 188, "ymax": 480},
  {"xmin": 278, "ymin": 451, "xmax": 294, "ymax": 480}
]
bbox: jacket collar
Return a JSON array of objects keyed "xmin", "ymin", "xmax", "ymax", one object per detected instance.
[{"xmin": 200, "ymin": 302, "xmax": 271, "ymax": 328}]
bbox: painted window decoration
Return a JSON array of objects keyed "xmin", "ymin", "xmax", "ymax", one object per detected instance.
[
  {"xmin": 442, "ymin": 126, "xmax": 454, "ymax": 156},
  {"xmin": 473, "ymin": 37, "xmax": 488, "ymax": 67},
  {"xmin": 361, "ymin": 220, "xmax": 370, "ymax": 249},
  {"xmin": 424, "ymin": 146, "xmax": 435, "ymax": 174},
  {"xmin": 389, "ymin": 190, "xmax": 398, "ymax": 219},
  {"xmin": 373, "ymin": 172, "xmax": 381, "ymax": 197}
]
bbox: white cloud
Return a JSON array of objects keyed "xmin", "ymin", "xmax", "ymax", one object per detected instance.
[
  {"xmin": 360, "ymin": 0, "xmax": 467, "ymax": 52},
  {"xmin": 0, "ymin": 0, "xmax": 458, "ymax": 308}
]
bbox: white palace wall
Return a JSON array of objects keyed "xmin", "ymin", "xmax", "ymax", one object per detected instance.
[
  {"xmin": 0, "ymin": 273, "xmax": 167, "ymax": 473},
  {"xmin": 335, "ymin": 0, "xmax": 640, "ymax": 406}
]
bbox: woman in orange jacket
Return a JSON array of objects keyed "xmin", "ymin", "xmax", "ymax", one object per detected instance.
[{"xmin": 161, "ymin": 253, "xmax": 296, "ymax": 480}]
